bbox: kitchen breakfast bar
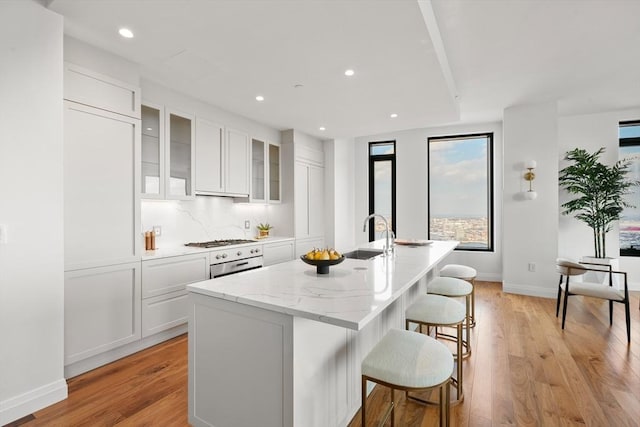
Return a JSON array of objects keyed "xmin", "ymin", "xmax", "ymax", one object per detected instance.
[{"xmin": 187, "ymin": 240, "xmax": 458, "ymax": 427}]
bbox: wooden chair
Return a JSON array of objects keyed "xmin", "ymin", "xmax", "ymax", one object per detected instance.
[{"xmin": 556, "ymin": 258, "xmax": 631, "ymax": 343}]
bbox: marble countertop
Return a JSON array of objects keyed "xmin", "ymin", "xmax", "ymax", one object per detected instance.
[
  {"xmin": 187, "ymin": 240, "xmax": 458, "ymax": 330},
  {"xmin": 142, "ymin": 236, "xmax": 295, "ymax": 260}
]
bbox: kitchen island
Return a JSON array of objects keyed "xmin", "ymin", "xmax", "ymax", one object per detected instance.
[{"xmin": 187, "ymin": 240, "xmax": 457, "ymax": 427}]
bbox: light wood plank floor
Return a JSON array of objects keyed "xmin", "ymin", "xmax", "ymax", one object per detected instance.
[{"xmin": 9, "ymin": 282, "xmax": 640, "ymax": 427}]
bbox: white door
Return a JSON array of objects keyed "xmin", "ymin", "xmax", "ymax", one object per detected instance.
[
  {"xmin": 308, "ymin": 165, "xmax": 325, "ymax": 238},
  {"xmin": 295, "ymin": 163, "xmax": 309, "ymax": 237},
  {"xmin": 226, "ymin": 128, "xmax": 249, "ymax": 195},
  {"xmin": 195, "ymin": 118, "xmax": 224, "ymax": 194},
  {"xmin": 64, "ymin": 101, "xmax": 141, "ymax": 270}
]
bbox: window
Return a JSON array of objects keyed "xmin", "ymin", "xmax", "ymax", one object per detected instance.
[
  {"xmin": 428, "ymin": 133, "xmax": 494, "ymax": 251},
  {"xmin": 619, "ymin": 121, "xmax": 640, "ymax": 256},
  {"xmin": 368, "ymin": 141, "xmax": 396, "ymax": 242}
]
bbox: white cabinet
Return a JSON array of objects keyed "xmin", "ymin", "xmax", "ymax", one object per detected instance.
[
  {"xmin": 64, "ymin": 62, "xmax": 140, "ymax": 119},
  {"xmin": 64, "ymin": 262, "xmax": 141, "ymax": 365},
  {"xmin": 141, "ymin": 104, "xmax": 195, "ymax": 200},
  {"xmin": 64, "ymin": 101, "xmax": 141, "ymax": 270},
  {"xmin": 166, "ymin": 109, "xmax": 195, "ymax": 199},
  {"xmin": 263, "ymin": 240, "xmax": 294, "ymax": 266},
  {"xmin": 269, "ymin": 143, "xmax": 281, "ymax": 203},
  {"xmin": 141, "ymin": 252, "xmax": 210, "ymax": 337},
  {"xmin": 141, "ymin": 103, "xmax": 165, "ymax": 197},
  {"xmin": 226, "ymin": 127, "xmax": 250, "ymax": 195},
  {"xmin": 250, "ymin": 139, "xmax": 281, "ymax": 203},
  {"xmin": 196, "ymin": 122, "xmax": 249, "ymax": 196},
  {"xmin": 195, "ymin": 118, "xmax": 225, "ymax": 194},
  {"xmin": 295, "ymin": 162, "xmax": 324, "ymax": 239}
]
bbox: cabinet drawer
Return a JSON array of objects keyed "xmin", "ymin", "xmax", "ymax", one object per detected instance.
[
  {"xmin": 142, "ymin": 290, "xmax": 188, "ymax": 338},
  {"xmin": 142, "ymin": 252, "xmax": 209, "ymax": 298},
  {"xmin": 263, "ymin": 241, "xmax": 294, "ymax": 266}
]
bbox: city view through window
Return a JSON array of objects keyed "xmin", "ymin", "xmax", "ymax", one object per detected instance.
[
  {"xmin": 619, "ymin": 122, "xmax": 640, "ymax": 255},
  {"xmin": 428, "ymin": 134, "xmax": 493, "ymax": 250}
]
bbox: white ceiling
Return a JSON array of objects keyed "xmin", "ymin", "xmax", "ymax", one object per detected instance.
[{"xmin": 48, "ymin": 0, "xmax": 640, "ymax": 139}]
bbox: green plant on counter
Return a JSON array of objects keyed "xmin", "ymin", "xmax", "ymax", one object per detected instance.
[{"xmin": 256, "ymin": 223, "xmax": 273, "ymax": 231}]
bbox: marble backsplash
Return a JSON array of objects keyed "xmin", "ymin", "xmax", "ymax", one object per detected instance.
[{"xmin": 141, "ymin": 197, "xmax": 283, "ymax": 247}]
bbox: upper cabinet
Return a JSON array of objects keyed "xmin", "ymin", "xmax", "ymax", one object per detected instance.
[
  {"xmin": 195, "ymin": 121, "xmax": 249, "ymax": 197},
  {"xmin": 195, "ymin": 118, "xmax": 225, "ymax": 194},
  {"xmin": 249, "ymin": 138, "xmax": 281, "ymax": 204},
  {"xmin": 141, "ymin": 104, "xmax": 195, "ymax": 200},
  {"xmin": 269, "ymin": 143, "xmax": 281, "ymax": 203},
  {"xmin": 166, "ymin": 109, "xmax": 195, "ymax": 199},
  {"xmin": 141, "ymin": 104, "xmax": 164, "ymax": 198},
  {"xmin": 225, "ymin": 127, "xmax": 250, "ymax": 196}
]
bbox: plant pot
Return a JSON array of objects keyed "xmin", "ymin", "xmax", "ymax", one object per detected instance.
[
  {"xmin": 579, "ymin": 256, "xmax": 621, "ymax": 289},
  {"xmin": 259, "ymin": 230, "xmax": 269, "ymax": 238}
]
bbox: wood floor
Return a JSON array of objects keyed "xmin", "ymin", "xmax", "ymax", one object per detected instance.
[{"xmin": 10, "ymin": 282, "xmax": 640, "ymax": 427}]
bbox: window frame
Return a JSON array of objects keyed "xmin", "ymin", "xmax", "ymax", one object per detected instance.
[
  {"xmin": 619, "ymin": 120, "xmax": 640, "ymax": 257},
  {"xmin": 368, "ymin": 141, "xmax": 396, "ymax": 242},
  {"xmin": 427, "ymin": 132, "xmax": 495, "ymax": 252}
]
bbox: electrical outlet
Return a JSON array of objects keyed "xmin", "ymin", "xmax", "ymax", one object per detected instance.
[
  {"xmin": 153, "ymin": 225, "xmax": 162, "ymax": 237},
  {"xmin": 244, "ymin": 220, "xmax": 250, "ymax": 230},
  {"xmin": 0, "ymin": 224, "xmax": 7, "ymax": 244},
  {"xmin": 528, "ymin": 262, "xmax": 536, "ymax": 272}
]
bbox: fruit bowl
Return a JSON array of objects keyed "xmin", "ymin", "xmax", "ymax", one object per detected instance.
[{"xmin": 300, "ymin": 255, "xmax": 345, "ymax": 274}]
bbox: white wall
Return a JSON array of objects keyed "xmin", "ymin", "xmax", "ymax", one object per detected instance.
[
  {"xmin": 0, "ymin": 1, "xmax": 67, "ymax": 424},
  {"xmin": 502, "ymin": 102, "xmax": 559, "ymax": 297},
  {"xmin": 354, "ymin": 121, "xmax": 503, "ymax": 280},
  {"xmin": 558, "ymin": 108, "xmax": 640, "ymax": 290},
  {"xmin": 324, "ymin": 138, "xmax": 356, "ymax": 250}
]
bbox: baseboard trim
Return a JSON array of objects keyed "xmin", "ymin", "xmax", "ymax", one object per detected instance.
[
  {"xmin": 0, "ymin": 378, "xmax": 68, "ymax": 426},
  {"xmin": 502, "ymin": 282, "xmax": 557, "ymax": 299},
  {"xmin": 64, "ymin": 324, "xmax": 187, "ymax": 379},
  {"xmin": 477, "ymin": 273, "xmax": 502, "ymax": 282}
]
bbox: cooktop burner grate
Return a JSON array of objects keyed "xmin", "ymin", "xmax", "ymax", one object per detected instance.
[{"xmin": 184, "ymin": 239, "xmax": 257, "ymax": 248}]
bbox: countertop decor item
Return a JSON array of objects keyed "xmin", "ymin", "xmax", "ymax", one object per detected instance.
[
  {"xmin": 559, "ymin": 147, "xmax": 638, "ymax": 258},
  {"xmin": 256, "ymin": 222, "xmax": 273, "ymax": 237},
  {"xmin": 300, "ymin": 255, "xmax": 345, "ymax": 274}
]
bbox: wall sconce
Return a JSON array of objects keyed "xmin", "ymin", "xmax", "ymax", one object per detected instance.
[{"xmin": 523, "ymin": 160, "xmax": 537, "ymax": 200}]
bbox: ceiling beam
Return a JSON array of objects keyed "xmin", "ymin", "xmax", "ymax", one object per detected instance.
[{"xmin": 417, "ymin": 0, "xmax": 460, "ymax": 117}]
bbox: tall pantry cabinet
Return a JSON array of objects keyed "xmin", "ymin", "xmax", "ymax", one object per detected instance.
[{"xmin": 63, "ymin": 64, "xmax": 142, "ymax": 376}]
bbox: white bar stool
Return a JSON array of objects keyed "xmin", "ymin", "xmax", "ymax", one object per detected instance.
[
  {"xmin": 361, "ymin": 329, "xmax": 453, "ymax": 427},
  {"xmin": 427, "ymin": 276, "xmax": 473, "ymax": 359},
  {"xmin": 440, "ymin": 264, "xmax": 477, "ymax": 327},
  {"xmin": 405, "ymin": 294, "xmax": 466, "ymax": 403}
]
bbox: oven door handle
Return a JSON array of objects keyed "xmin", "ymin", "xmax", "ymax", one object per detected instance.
[{"xmin": 234, "ymin": 261, "xmax": 250, "ymax": 267}]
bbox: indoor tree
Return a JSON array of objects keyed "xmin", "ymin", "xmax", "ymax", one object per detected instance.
[{"xmin": 559, "ymin": 147, "xmax": 637, "ymax": 258}]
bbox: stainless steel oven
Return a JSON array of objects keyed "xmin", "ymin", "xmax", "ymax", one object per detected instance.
[{"xmin": 184, "ymin": 239, "xmax": 264, "ymax": 278}]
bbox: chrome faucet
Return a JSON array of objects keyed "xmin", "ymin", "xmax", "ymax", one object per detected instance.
[{"xmin": 363, "ymin": 214, "xmax": 394, "ymax": 256}]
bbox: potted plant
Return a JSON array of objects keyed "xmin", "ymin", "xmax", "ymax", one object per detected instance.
[
  {"xmin": 559, "ymin": 147, "xmax": 637, "ymax": 259},
  {"xmin": 256, "ymin": 223, "xmax": 273, "ymax": 238}
]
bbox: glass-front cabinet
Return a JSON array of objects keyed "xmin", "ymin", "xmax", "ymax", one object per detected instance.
[
  {"xmin": 251, "ymin": 138, "xmax": 266, "ymax": 202},
  {"xmin": 268, "ymin": 143, "xmax": 280, "ymax": 202},
  {"xmin": 141, "ymin": 104, "xmax": 163, "ymax": 198},
  {"xmin": 166, "ymin": 110, "xmax": 194, "ymax": 199},
  {"xmin": 250, "ymin": 139, "xmax": 280, "ymax": 203},
  {"xmin": 141, "ymin": 104, "xmax": 194, "ymax": 200}
]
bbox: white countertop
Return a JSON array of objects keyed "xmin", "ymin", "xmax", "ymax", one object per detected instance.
[
  {"xmin": 141, "ymin": 236, "xmax": 295, "ymax": 260},
  {"xmin": 187, "ymin": 240, "xmax": 458, "ymax": 330}
]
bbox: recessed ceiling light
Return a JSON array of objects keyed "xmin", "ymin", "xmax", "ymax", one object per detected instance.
[
  {"xmin": 344, "ymin": 69, "xmax": 355, "ymax": 77},
  {"xmin": 146, "ymin": 127, "xmax": 152, "ymax": 131},
  {"xmin": 118, "ymin": 28, "xmax": 134, "ymax": 38},
  {"xmin": 319, "ymin": 127, "xmax": 326, "ymax": 131},
  {"xmin": 390, "ymin": 113, "xmax": 398, "ymax": 118},
  {"xmin": 256, "ymin": 95, "xmax": 265, "ymax": 102}
]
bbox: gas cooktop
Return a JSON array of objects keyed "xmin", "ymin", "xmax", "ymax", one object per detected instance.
[{"xmin": 184, "ymin": 239, "xmax": 258, "ymax": 248}]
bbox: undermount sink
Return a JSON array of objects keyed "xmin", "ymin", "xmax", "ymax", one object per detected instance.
[{"xmin": 343, "ymin": 249, "xmax": 384, "ymax": 260}]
